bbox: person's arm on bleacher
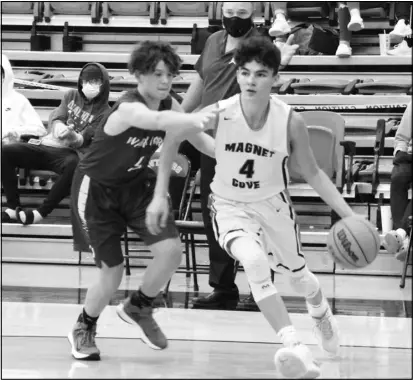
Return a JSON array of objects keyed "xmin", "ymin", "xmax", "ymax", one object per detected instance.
[
  {"xmin": 288, "ymin": 111, "xmax": 356, "ymax": 219},
  {"xmin": 394, "ymin": 102, "xmax": 412, "ymax": 157},
  {"xmin": 48, "ymin": 90, "xmax": 73, "ymax": 138},
  {"xmin": 181, "ymin": 73, "xmax": 204, "ymax": 113}
]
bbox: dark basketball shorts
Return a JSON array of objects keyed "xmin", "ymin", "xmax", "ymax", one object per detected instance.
[{"xmin": 71, "ymin": 168, "xmax": 179, "ymax": 268}]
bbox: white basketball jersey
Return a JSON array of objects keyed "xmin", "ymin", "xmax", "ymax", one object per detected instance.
[{"xmin": 211, "ymin": 94, "xmax": 291, "ymax": 203}]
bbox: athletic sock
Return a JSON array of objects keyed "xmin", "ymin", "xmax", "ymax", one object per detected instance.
[
  {"xmin": 79, "ymin": 308, "xmax": 99, "ymax": 328},
  {"xmin": 306, "ymin": 297, "xmax": 329, "ymax": 318},
  {"xmin": 278, "ymin": 325, "xmax": 302, "ymax": 348},
  {"xmin": 131, "ymin": 288, "xmax": 155, "ymax": 308}
]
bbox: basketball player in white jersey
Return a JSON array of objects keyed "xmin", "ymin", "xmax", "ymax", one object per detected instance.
[{"xmin": 158, "ymin": 36, "xmax": 360, "ymax": 378}]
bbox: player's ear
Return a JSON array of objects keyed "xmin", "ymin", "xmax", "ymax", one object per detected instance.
[{"xmin": 272, "ymin": 73, "xmax": 280, "ymax": 85}]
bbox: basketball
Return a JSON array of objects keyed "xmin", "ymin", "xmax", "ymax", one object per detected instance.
[{"xmin": 327, "ymin": 216, "xmax": 380, "ymax": 269}]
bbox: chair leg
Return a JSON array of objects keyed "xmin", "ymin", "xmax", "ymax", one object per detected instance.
[
  {"xmin": 78, "ymin": 251, "xmax": 82, "ymax": 265},
  {"xmin": 164, "ymin": 278, "xmax": 172, "ymax": 298},
  {"xmin": 233, "ymin": 260, "xmax": 239, "ymax": 282},
  {"xmin": 190, "ymin": 233, "xmax": 199, "ymax": 292},
  {"xmin": 184, "ymin": 234, "xmax": 190, "ymax": 279},
  {"xmin": 400, "ymin": 231, "xmax": 412, "ymax": 288},
  {"xmin": 124, "ymin": 232, "xmax": 131, "ymax": 276}
]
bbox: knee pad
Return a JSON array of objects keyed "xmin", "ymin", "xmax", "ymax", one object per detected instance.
[
  {"xmin": 289, "ymin": 267, "xmax": 320, "ymax": 299},
  {"xmin": 239, "ymin": 247, "xmax": 278, "ymax": 303}
]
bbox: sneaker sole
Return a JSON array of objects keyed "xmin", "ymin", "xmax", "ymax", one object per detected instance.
[
  {"xmin": 116, "ymin": 304, "xmax": 166, "ymax": 350},
  {"xmin": 67, "ymin": 332, "xmax": 100, "ymax": 361},
  {"xmin": 275, "ymin": 350, "xmax": 320, "ymax": 379}
]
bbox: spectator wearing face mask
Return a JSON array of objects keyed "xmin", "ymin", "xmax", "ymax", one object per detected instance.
[
  {"xmin": 1, "ymin": 62, "xmax": 111, "ymax": 225},
  {"xmin": 1, "ymin": 54, "xmax": 46, "ymax": 145}
]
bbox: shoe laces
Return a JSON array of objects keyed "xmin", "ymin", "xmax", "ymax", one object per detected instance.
[
  {"xmin": 78, "ymin": 324, "xmax": 97, "ymax": 347},
  {"xmin": 314, "ymin": 313, "xmax": 334, "ymax": 340}
]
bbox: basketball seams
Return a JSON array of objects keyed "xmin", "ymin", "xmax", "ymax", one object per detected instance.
[
  {"xmin": 331, "ymin": 224, "xmax": 356, "ymax": 267},
  {"xmin": 341, "ymin": 219, "xmax": 369, "ymax": 264},
  {"xmin": 361, "ymin": 221, "xmax": 381, "ymax": 262}
]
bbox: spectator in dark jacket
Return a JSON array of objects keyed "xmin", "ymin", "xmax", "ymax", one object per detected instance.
[{"xmin": 1, "ymin": 63, "xmax": 111, "ymax": 225}]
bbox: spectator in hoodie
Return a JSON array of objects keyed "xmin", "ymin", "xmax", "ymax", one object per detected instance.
[
  {"xmin": 383, "ymin": 101, "xmax": 412, "ymax": 261},
  {"xmin": 1, "ymin": 54, "xmax": 46, "ymax": 145},
  {"xmin": 1, "ymin": 62, "xmax": 111, "ymax": 225}
]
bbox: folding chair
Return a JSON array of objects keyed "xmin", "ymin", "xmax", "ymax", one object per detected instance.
[
  {"xmin": 122, "ymin": 153, "xmax": 194, "ymax": 279},
  {"xmin": 400, "ymin": 216, "xmax": 412, "ymax": 289},
  {"xmin": 164, "ymin": 169, "xmax": 210, "ymax": 295}
]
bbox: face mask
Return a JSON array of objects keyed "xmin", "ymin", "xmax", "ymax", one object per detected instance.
[
  {"xmin": 223, "ymin": 16, "xmax": 253, "ymax": 38},
  {"xmin": 82, "ymin": 84, "xmax": 100, "ymax": 99}
]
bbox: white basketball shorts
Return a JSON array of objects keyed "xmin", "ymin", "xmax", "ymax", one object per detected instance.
[{"xmin": 209, "ymin": 191, "xmax": 306, "ymax": 274}]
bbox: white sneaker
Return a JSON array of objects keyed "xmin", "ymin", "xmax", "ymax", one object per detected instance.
[
  {"xmin": 274, "ymin": 343, "xmax": 321, "ymax": 379},
  {"xmin": 383, "ymin": 230, "xmax": 405, "ymax": 254},
  {"xmin": 348, "ymin": 16, "xmax": 364, "ymax": 32},
  {"xmin": 336, "ymin": 43, "xmax": 352, "ymax": 58},
  {"xmin": 387, "ymin": 40, "xmax": 412, "ymax": 56},
  {"xmin": 390, "ymin": 20, "xmax": 412, "ymax": 38},
  {"xmin": 395, "ymin": 237, "xmax": 410, "ymax": 262},
  {"xmin": 310, "ymin": 307, "xmax": 340, "ymax": 357},
  {"xmin": 269, "ymin": 18, "xmax": 291, "ymax": 37}
]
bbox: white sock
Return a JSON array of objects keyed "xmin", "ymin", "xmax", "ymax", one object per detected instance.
[
  {"xmin": 396, "ymin": 228, "xmax": 407, "ymax": 240},
  {"xmin": 306, "ymin": 297, "xmax": 329, "ymax": 318},
  {"xmin": 278, "ymin": 325, "xmax": 301, "ymax": 348},
  {"xmin": 349, "ymin": 8, "xmax": 361, "ymax": 19},
  {"xmin": 5, "ymin": 208, "xmax": 17, "ymax": 220}
]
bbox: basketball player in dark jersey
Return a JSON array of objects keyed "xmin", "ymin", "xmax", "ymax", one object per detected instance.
[{"xmin": 68, "ymin": 41, "xmax": 222, "ymax": 360}]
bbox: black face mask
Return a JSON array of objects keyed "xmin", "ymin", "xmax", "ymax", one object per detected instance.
[{"xmin": 223, "ymin": 16, "xmax": 253, "ymax": 38}]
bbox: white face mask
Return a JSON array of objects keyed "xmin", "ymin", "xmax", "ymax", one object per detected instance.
[{"xmin": 82, "ymin": 83, "xmax": 100, "ymax": 99}]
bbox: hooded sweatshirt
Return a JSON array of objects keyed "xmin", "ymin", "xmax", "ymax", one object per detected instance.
[
  {"xmin": 41, "ymin": 62, "xmax": 111, "ymax": 154},
  {"xmin": 394, "ymin": 101, "xmax": 412, "ymax": 156},
  {"xmin": 1, "ymin": 54, "xmax": 46, "ymax": 140}
]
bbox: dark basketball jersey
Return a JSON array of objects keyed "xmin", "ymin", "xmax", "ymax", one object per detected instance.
[{"xmin": 79, "ymin": 90, "xmax": 172, "ymax": 187}]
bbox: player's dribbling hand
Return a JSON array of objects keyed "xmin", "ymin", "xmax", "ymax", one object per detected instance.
[
  {"xmin": 278, "ymin": 35, "xmax": 299, "ymax": 67},
  {"xmin": 145, "ymin": 195, "xmax": 170, "ymax": 235}
]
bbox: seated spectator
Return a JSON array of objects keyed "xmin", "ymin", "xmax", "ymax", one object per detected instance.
[
  {"xmin": 383, "ymin": 102, "xmax": 412, "ymax": 261},
  {"xmin": 1, "ymin": 62, "xmax": 110, "ymax": 225},
  {"xmin": 389, "ymin": 1, "xmax": 412, "ymax": 39},
  {"xmin": 1, "ymin": 54, "xmax": 46, "ymax": 145},
  {"xmin": 336, "ymin": 2, "xmax": 364, "ymax": 58}
]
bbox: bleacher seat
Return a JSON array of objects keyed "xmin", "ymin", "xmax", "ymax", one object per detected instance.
[
  {"xmin": 1, "ymin": 1, "xmax": 43, "ymax": 23},
  {"xmin": 160, "ymin": 1, "xmax": 214, "ymax": 27},
  {"xmin": 101, "ymin": 2, "xmax": 158, "ymax": 25},
  {"xmin": 43, "ymin": 1, "xmax": 100, "ymax": 23}
]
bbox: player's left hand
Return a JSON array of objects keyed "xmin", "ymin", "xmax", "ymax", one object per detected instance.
[
  {"xmin": 146, "ymin": 195, "xmax": 170, "ymax": 235},
  {"xmin": 279, "ymin": 34, "xmax": 299, "ymax": 68}
]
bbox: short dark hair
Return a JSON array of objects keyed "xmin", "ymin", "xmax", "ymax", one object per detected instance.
[
  {"xmin": 234, "ymin": 36, "xmax": 281, "ymax": 75},
  {"xmin": 128, "ymin": 40, "xmax": 182, "ymax": 76}
]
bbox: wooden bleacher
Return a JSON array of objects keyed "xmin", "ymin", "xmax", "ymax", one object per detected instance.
[{"xmin": 1, "ymin": 2, "xmax": 412, "ymax": 278}]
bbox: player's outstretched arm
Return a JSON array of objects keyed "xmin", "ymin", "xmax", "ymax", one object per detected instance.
[
  {"xmin": 104, "ymin": 101, "xmax": 223, "ymax": 136},
  {"xmin": 288, "ymin": 112, "xmax": 356, "ymax": 219},
  {"xmin": 146, "ymin": 132, "xmax": 180, "ymax": 235}
]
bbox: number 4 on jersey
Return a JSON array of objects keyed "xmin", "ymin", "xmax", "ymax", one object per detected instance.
[{"xmin": 239, "ymin": 159, "xmax": 255, "ymax": 179}]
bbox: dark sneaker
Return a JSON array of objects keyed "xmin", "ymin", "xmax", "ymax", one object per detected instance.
[
  {"xmin": 192, "ymin": 290, "xmax": 239, "ymax": 310},
  {"xmin": 67, "ymin": 321, "xmax": 100, "ymax": 360},
  {"xmin": 116, "ymin": 297, "xmax": 167, "ymax": 350}
]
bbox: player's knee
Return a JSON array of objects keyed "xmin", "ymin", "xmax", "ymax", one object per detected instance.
[
  {"xmin": 233, "ymin": 240, "xmax": 277, "ymax": 303},
  {"xmin": 289, "ymin": 267, "xmax": 320, "ymax": 298}
]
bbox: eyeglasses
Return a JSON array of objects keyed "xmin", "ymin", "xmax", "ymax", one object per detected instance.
[{"xmin": 82, "ymin": 79, "xmax": 102, "ymax": 86}]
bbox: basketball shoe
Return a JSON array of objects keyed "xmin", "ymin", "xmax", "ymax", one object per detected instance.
[
  {"xmin": 116, "ymin": 296, "xmax": 167, "ymax": 350},
  {"xmin": 387, "ymin": 40, "xmax": 412, "ymax": 56},
  {"xmin": 67, "ymin": 317, "xmax": 100, "ymax": 360},
  {"xmin": 274, "ymin": 343, "xmax": 321, "ymax": 379},
  {"xmin": 308, "ymin": 304, "xmax": 340, "ymax": 357},
  {"xmin": 335, "ymin": 43, "xmax": 352, "ymax": 58},
  {"xmin": 269, "ymin": 18, "xmax": 291, "ymax": 37},
  {"xmin": 390, "ymin": 20, "xmax": 412, "ymax": 39}
]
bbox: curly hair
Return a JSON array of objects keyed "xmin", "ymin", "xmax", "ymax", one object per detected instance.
[
  {"xmin": 128, "ymin": 40, "xmax": 183, "ymax": 76},
  {"xmin": 234, "ymin": 36, "xmax": 281, "ymax": 75}
]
